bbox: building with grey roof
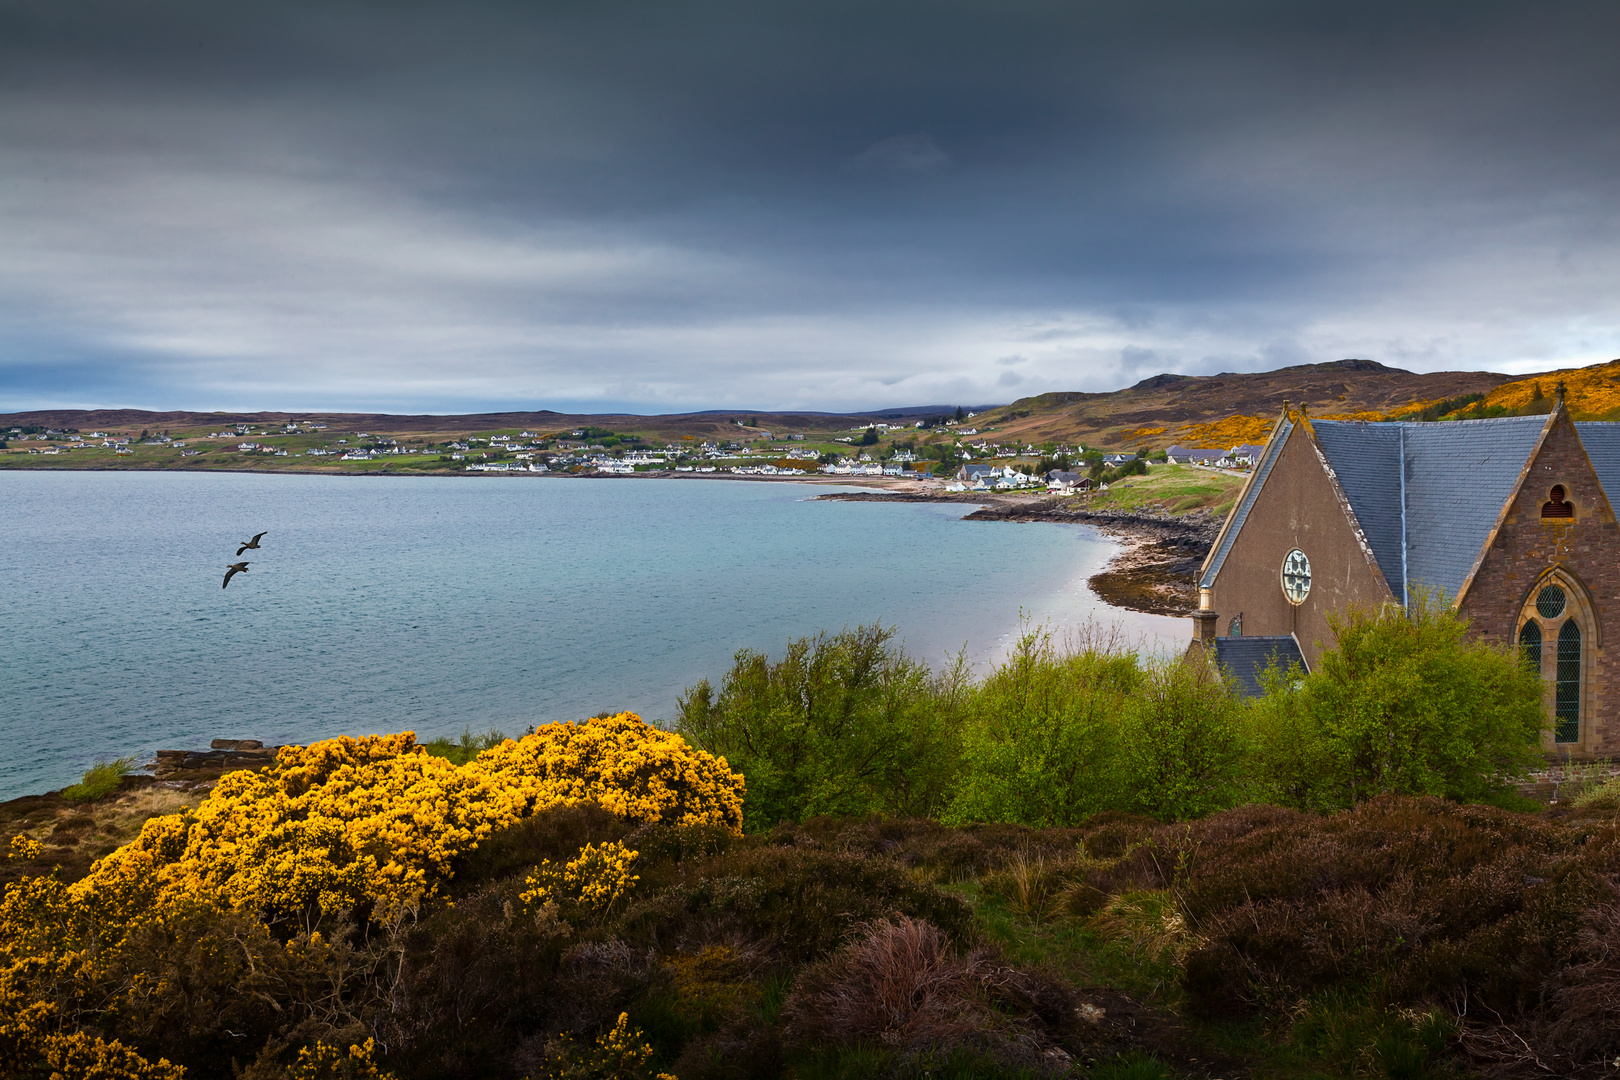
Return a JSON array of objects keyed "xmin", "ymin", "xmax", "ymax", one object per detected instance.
[{"xmin": 1189, "ymin": 391, "xmax": 1620, "ymax": 758}]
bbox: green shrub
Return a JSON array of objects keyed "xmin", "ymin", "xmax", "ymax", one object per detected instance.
[
  {"xmin": 944, "ymin": 627, "xmax": 1141, "ymax": 827},
  {"xmin": 62, "ymin": 756, "xmax": 134, "ymax": 803},
  {"xmin": 1116, "ymin": 658, "xmax": 1246, "ymax": 821},
  {"xmin": 677, "ymin": 625, "xmax": 968, "ymax": 830},
  {"xmin": 1247, "ymin": 589, "xmax": 1545, "ymax": 810},
  {"xmin": 420, "ymin": 726, "xmax": 507, "ymax": 766}
]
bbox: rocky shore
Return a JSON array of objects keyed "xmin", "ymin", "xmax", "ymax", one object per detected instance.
[
  {"xmin": 816, "ymin": 491, "xmax": 1219, "ymax": 617},
  {"xmin": 152, "ymin": 739, "xmax": 281, "ymax": 780}
]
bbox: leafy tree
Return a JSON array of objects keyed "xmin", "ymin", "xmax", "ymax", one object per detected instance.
[
  {"xmin": 860, "ymin": 426, "xmax": 879, "ymax": 446},
  {"xmin": 1116, "ymin": 660, "xmax": 1245, "ymax": 821},
  {"xmin": 1034, "ymin": 454, "xmax": 1072, "ymax": 476},
  {"xmin": 1247, "ymin": 590, "xmax": 1545, "ymax": 810},
  {"xmin": 954, "ymin": 406, "xmax": 965, "ymax": 422},
  {"xmin": 676, "ymin": 625, "xmax": 968, "ymax": 829},
  {"xmin": 944, "ymin": 628, "xmax": 1141, "ymax": 827}
]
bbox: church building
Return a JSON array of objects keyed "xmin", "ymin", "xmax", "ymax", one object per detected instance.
[{"xmin": 1189, "ymin": 389, "xmax": 1620, "ymax": 758}]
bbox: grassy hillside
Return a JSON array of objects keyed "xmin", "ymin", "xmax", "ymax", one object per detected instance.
[
  {"xmin": 971, "ymin": 358, "xmax": 1521, "ymax": 452},
  {"xmin": 1084, "ymin": 464, "xmax": 1245, "ymax": 519},
  {"xmin": 7, "ymin": 356, "xmax": 1618, "ymax": 472}
]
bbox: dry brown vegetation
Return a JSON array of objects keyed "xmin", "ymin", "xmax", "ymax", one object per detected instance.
[
  {"xmin": 14, "ymin": 775, "xmax": 1620, "ymax": 1077},
  {"xmin": 0, "ymin": 775, "xmax": 207, "ymax": 887}
]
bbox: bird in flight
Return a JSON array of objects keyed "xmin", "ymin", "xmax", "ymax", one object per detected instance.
[
  {"xmin": 223, "ymin": 562, "xmax": 250, "ymax": 589},
  {"xmin": 237, "ymin": 531, "xmax": 267, "ymax": 556}
]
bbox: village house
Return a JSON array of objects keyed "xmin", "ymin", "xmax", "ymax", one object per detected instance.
[
  {"xmin": 1046, "ymin": 470, "xmax": 1089, "ymax": 493},
  {"xmin": 957, "ymin": 462, "xmax": 1002, "ymax": 483},
  {"xmin": 1189, "ymin": 390, "xmax": 1620, "ymax": 757}
]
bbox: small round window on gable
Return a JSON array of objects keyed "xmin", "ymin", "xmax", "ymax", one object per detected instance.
[
  {"xmin": 1537, "ymin": 584, "xmax": 1568, "ymax": 618},
  {"xmin": 1542, "ymin": 485, "xmax": 1574, "ymax": 519},
  {"xmin": 1281, "ymin": 549, "xmax": 1311, "ymax": 605}
]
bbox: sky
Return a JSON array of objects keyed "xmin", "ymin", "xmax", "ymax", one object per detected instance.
[{"xmin": 3, "ymin": 0, "xmax": 1619, "ymax": 415}]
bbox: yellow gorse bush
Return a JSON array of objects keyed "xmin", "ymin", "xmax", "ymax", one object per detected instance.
[
  {"xmin": 1486, "ymin": 358, "xmax": 1620, "ymax": 415},
  {"xmin": 536, "ymin": 1012, "xmax": 676, "ymax": 1080},
  {"xmin": 521, "ymin": 840, "xmax": 640, "ymax": 914},
  {"xmin": 70, "ymin": 713, "xmax": 740, "ymax": 924},
  {"xmin": 290, "ymin": 1038, "xmax": 396, "ymax": 1080},
  {"xmin": 0, "ymin": 713, "xmax": 740, "ymax": 1079},
  {"xmin": 469, "ymin": 712, "xmax": 745, "ymax": 830},
  {"xmin": 8, "ymin": 834, "xmax": 43, "ymax": 862},
  {"xmin": 1175, "ymin": 413, "xmax": 1277, "ymax": 448}
]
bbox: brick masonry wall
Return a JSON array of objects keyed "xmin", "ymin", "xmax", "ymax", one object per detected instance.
[
  {"xmin": 1204, "ymin": 422, "xmax": 1396, "ymax": 668},
  {"xmin": 1459, "ymin": 410, "xmax": 1620, "ymax": 758}
]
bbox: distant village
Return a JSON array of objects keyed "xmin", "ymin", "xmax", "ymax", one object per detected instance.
[{"xmin": 0, "ymin": 412, "xmax": 1260, "ymax": 494}]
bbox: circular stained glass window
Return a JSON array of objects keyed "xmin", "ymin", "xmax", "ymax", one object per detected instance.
[
  {"xmin": 1281, "ymin": 549, "xmax": 1312, "ymax": 605},
  {"xmin": 1537, "ymin": 584, "xmax": 1567, "ymax": 619}
]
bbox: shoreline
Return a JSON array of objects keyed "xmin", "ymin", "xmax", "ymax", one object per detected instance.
[{"xmin": 816, "ymin": 490, "xmax": 1218, "ymax": 619}]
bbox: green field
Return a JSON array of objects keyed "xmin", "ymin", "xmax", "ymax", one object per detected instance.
[{"xmin": 1082, "ymin": 463, "xmax": 1245, "ymax": 518}]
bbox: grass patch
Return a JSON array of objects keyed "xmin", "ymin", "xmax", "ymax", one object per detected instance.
[
  {"xmin": 421, "ymin": 726, "xmax": 508, "ymax": 765},
  {"xmin": 62, "ymin": 757, "xmax": 134, "ymax": 804},
  {"xmin": 1084, "ymin": 464, "xmax": 1244, "ymax": 517}
]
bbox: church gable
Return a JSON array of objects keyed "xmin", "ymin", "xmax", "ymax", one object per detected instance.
[
  {"xmin": 1196, "ymin": 414, "xmax": 1397, "ymax": 668},
  {"xmin": 1456, "ymin": 407, "xmax": 1620, "ymax": 756}
]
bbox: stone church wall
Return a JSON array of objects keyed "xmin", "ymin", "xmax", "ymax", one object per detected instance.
[{"xmin": 1204, "ymin": 423, "xmax": 1396, "ymax": 668}]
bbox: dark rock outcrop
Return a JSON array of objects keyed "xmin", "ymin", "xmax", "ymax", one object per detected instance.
[{"xmin": 152, "ymin": 743, "xmax": 279, "ymax": 780}]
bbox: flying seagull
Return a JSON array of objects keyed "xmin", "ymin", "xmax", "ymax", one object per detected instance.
[
  {"xmin": 223, "ymin": 562, "xmax": 250, "ymax": 589},
  {"xmin": 236, "ymin": 531, "xmax": 267, "ymax": 556}
]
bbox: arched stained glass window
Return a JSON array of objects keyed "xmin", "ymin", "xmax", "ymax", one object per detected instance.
[
  {"xmin": 1556, "ymin": 619, "xmax": 1581, "ymax": 744},
  {"xmin": 1519, "ymin": 620, "xmax": 1542, "ymax": 672}
]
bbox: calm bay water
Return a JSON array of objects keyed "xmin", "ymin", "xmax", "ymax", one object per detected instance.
[{"xmin": 0, "ymin": 471, "xmax": 1181, "ymax": 798}]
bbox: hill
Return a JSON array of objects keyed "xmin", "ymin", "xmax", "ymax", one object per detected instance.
[
  {"xmin": 975, "ymin": 358, "xmax": 1525, "ymax": 450},
  {"xmin": 0, "ymin": 404, "xmax": 1000, "ymax": 444},
  {"xmin": 8, "ymin": 357, "xmax": 1620, "ymax": 460}
]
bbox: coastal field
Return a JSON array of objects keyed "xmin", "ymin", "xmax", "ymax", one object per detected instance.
[{"xmin": 1082, "ymin": 465, "xmax": 1243, "ymax": 520}]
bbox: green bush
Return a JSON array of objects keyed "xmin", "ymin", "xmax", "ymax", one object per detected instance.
[
  {"xmin": 1116, "ymin": 657, "xmax": 1245, "ymax": 821},
  {"xmin": 677, "ymin": 625, "xmax": 967, "ymax": 830},
  {"xmin": 945, "ymin": 630, "xmax": 1246, "ymax": 826},
  {"xmin": 420, "ymin": 726, "xmax": 507, "ymax": 766},
  {"xmin": 944, "ymin": 627, "xmax": 1141, "ymax": 827},
  {"xmin": 1246, "ymin": 590, "xmax": 1545, "ymax": 810},
  {"xmin": 62, "ymin": 756, "xmax": 134, "ymax": 803}
]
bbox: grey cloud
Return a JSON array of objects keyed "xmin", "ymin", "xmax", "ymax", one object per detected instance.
[
  {"xmin": 849, "ymin": 134, "xmax": 949, "ymax": 175},
  {"xmin": 1, "ymin": 0, "xmax": 1619, "ymax": 412}
]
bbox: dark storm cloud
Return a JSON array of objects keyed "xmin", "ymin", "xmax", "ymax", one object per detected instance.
[{"xmin": 2, "ymin": 0, "xmax": 1619, "ymax": 412}]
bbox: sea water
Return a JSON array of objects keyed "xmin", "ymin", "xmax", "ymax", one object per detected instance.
[{"xmin": 0, "ymin": 471, "xmax": 1182, "ymax": 798}]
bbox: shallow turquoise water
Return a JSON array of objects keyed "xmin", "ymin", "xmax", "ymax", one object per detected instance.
[{"xmin": 0, "ymin": 472, "xmax": 1180, "ymax": 798}]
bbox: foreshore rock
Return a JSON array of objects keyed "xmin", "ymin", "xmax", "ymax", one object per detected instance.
[{"xmin": 152, "ymin": 741, "xmax": 280, "ymax": 780}]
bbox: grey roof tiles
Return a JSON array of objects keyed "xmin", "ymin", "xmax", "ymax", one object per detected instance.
[
  {"xmin": 1302, "ymin": 415, "xmax": 1546, "ymax": 600},
  {"xmin": 1212, "ymin": 635, "xmax": 1307, "ymax": 697}
]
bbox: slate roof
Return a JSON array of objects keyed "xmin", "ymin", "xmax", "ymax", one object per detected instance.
[
  {"xmin": 1212, "ymin": 636, "xmax": 1307, "ymax": 697},
  {"xmin": 1199, "ymin": 419, "xmax": 1293, "ymax": 590},
  {"xmin": 1308, "ymin": 416, "xmax": 1546, "ymax": 600},
  {"xmin": 1311, "ymin": 421, "xmax": 1405, "ymax": 596},
  {"xmin": 1399, "ymin": 417, "xmax": 1546, "ymax": 599},
  {"xmin": 1575, "ymin": 422, "xmax": 1620, "ymax": 502}
]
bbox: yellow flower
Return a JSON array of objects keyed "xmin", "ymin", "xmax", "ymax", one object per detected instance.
[{"xmin": 521, "ymin": 841, "xmax": 640, "ymax": 915}]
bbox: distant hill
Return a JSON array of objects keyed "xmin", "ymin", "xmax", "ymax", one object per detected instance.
[
  {"xmin": 8, "ymin": 358, "xmax": 1620, "ymax": 450},
  {"xmin": 0, "ymin": 406, "xmax": 986, "ymax": 442},
  {"xmin": 971, "ymin": 358, "xmax": 1620, "ymax": 450}
]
